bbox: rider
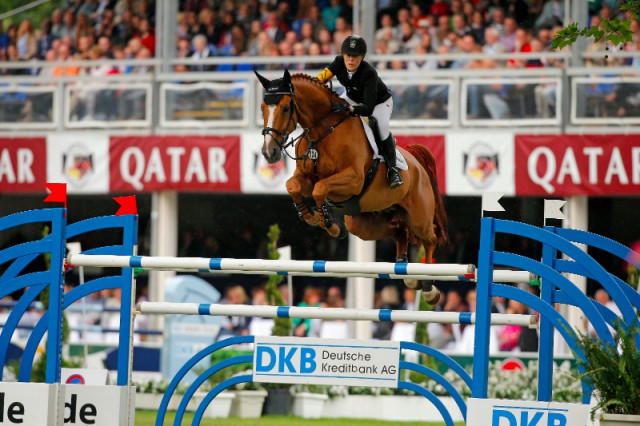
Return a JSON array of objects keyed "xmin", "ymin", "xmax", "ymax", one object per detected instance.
[{"xmin": 315, "ymin": 34, "xmax": 404, "ymax": 189}]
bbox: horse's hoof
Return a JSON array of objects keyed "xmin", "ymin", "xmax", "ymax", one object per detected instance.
[
  {"xmin": 336, "ymin": 220, "xmax": 348, "ymax": 239},
  {"xmin": 395, "ymin": 254, "xmax": 408, "ymax": 263},
  {"xmin": 404, "ymin": 279, "xmax": 420, "ymax": 290},
  {"xmin": 422, "ymin": 286, "xmax": 441, "ymax": 305}
]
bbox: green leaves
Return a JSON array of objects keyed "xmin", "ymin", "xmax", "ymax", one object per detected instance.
[
  {"xmin": 573, "ymin": 320, "xmax": 640, "ymax": 416},
  {"xmin": 551, "ymin": 18, "xmax": 633, "ymax": 50},
  {"xmin": 551, "ymin": 0, "xmax": 637, "ymax": 50}
]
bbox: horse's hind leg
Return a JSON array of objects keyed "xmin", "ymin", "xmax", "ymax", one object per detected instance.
[{"xmin": 418, "ymin": 235, "xmax": 441, "ymax": 304}]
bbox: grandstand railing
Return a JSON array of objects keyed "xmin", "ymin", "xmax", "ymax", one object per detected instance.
[{"xmin": 2, "ymin": 52, "xmax": 640, "ymax": 132}]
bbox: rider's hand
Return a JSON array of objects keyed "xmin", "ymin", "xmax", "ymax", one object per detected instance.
[{"xmin": 332, "ymin": 103, "xmax": 351, "ymax": 113}]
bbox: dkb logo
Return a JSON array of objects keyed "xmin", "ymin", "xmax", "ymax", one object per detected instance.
[
  {"xmin": 492, "ymin": 406, "xmax": 567, "ymax": 426},
  {"xmin": 256, "ymin": 346, "xmax": 316, "ymax": 374}
]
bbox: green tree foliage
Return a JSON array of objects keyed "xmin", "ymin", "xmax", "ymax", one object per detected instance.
[
  {"xmin": 265, "ymin": 224, "xmax": 292, "ymax": 337},
  {"xmin": 1, "ymin": 1, "xmax": 60, "ymax": 28},
  {"xmin": 552, "ymin": 0, "xmax": 640, "ymax": 49}
]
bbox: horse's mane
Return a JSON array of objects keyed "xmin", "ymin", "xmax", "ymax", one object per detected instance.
[{"xmin": 291, "ymin": 73, "xmax": 346, "ymax": 104}]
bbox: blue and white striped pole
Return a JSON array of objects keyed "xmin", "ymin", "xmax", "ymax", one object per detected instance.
[
  {"xmin": 68, "ymin": 254, "xmax": 474, "ymax": 276},
  {"xmin": 67, "ymin": 254, "xmax": 535, "ymax": 283},
  {"xmin": 137, "ymin": 302, "xmax": 538, "ymax": 328}
]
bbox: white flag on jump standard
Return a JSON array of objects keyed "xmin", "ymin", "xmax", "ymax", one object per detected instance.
[
  {"xmin": 482, "ymin": 192, "xmax": 505, "ymax": 213},
  {"xmin": 544, "ymin": 199, "xmax": 567, "ymax": 221}
]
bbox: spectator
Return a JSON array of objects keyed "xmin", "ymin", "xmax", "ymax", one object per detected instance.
[
  {"xmin": 499, "ymin": 16, "xmax": 518, "ymax": 52},
  {"xmin": 59, "ymin": 11, "xmax": 76, "ymax": 44},
  {"xmin": 376, "ymin": 13, "xmax": 397, "ymax": 42},
  {"xmin": 535, "ymin": 0, "xmax": 564, "ymax": 30},
  {"xmin": 291, "ymin": 42, "xmax": 308, "ymax": 70},
  {"xmin": 51, "ymin": 10, "xmax": 64, "ymax": 40},
  {"xmin": 306, "ymin": 5, "xmax": 328, "ymax": 39},
  {"xmin": 401, "ymin": 288, "xmax": 416, "ymax": 311},
  {"xmin": 373, "ymin": 285, "xmax": 400, "ymax": 339},
  {"xmin": 278, "ymin": 40, "xmax": 294, "ymax": 70},
  {"xmin": 318, "ymin": 28, "xmax": 336, "ymax": 55},
  {"xmin": 292, "ymin": 287, "xmax": 323, "ymax": 337},
  {"xmin": 222, "ymin": 285, "xmax": 252, "ymax": 336},
  {"xmin": 52, "ymin": 43, "xmax": 80, "ymax": 77},
  {"xmin": 409, "ymin": 3, "xmax": 426, "ymax": 29},
  {"xmin": 483, "ymin": 27, "xmax": 506, "ymax": 55},
  {"xmin": 432, "ymin": 14, "xmax": 452, "ymax": 51},
  {"xmin": 430, "ymin": 0, "xmax": 451, "ymax": 18},
  {"xmin": 251, "ymin": 286, "xmax": 268, "ymax": 306},
  {"xmin": 332, "ymin": 16, "xmax": 352, "ymax": 52},
  {"xmin": 398, "ymin": 21, "xmax": 421, "ymax": 53},
  {"xmin": 137, "ymin": 18, "xmax": 155, "ymax": 56},
  {"xmin": 188, "ymin": 34, "xmax": 215, "ymax": 71},
  {"xmin": 76, "ymin": 13, "xmax": 94, "ymax": 42},
  {"xmin": 76, "ymin": 35, "xmax": 93, "ymax": 60},
  {"xmin": 36, "ymin": 19, "xmax": 56, "ymax": 60},
  {"xmin": 451, "ymin": 33, "xmax": 478, "ymax": 68},
  {"xmin": 469, "ymin": 12, "xmax": 486, "ymax": 46},
  {"xmin": 322, "ymin": 0, "xmax": 342, "ymax": 32},
  {"xmin": 236, "ymin": 3, "xmax": 256, "ymax": 32},
  {"xmin": 112, "ymin": 9, "xmax": 134, "ymax": 46},
  {"xmin": 326, "ymin": 286, "xmax": 345, "ymax": 308},
  {"xmin": 488, "ymin": 7, "xmax": 506, "ymax": 35},
  {"xmin": 499, "ymin": 299, "xmax": 528, "ymax": 351},
  {"xmin": 263, "ymin": 10, "xmax": 287, "ymax": 44},
  {"xmin": 97, "ymin": 36, "xmax": 113, "ymax": 59},
  {"xmin": 506, "ymin": 0, "xmax": 530, "ymax": 26},
  {"xmin": 307, "ymin": 42, "xmax": 324, "ymax": 69},
  {"xmin": 451, "ymin": 14, "xmax": 469, "ymax": 37},
  {"xmin": 297, "ymin": 21, "xmax": 314, "ymax": 49},
  {"xmin": 16, "ymin": 19, "xmax": 36, "ymax": 60}
]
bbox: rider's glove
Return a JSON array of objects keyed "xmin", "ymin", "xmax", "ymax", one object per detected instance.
[{"xmin": 332, "ymin": 103, "xmax": 351, "ymax": 113}]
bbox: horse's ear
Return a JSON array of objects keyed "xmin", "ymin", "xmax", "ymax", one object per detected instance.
[
  {"xmin": 254, "ymin": 70, "xmax": 271, "ymax": 90},
  {"xmin": 283, "ymin": 68, "xmax": 291, "ymax": 85}
]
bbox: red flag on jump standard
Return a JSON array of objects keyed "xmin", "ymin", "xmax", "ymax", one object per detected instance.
[
  {"xmin": 113, "ymin": 195, "xmax": 138, "ymax": 216},
  {"xmin": 44, "ymin": 183, "xmax": 67, "ymax": 208}
]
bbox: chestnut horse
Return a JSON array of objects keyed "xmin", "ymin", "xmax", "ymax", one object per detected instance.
[{"xmin": 256, "ymin": 69, "xmax": 448, "ymax": 302}]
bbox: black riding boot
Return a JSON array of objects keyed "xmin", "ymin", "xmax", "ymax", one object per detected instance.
[{"xmin": 382, "ymin": 134, "xmax": 404, "ymax": 188}]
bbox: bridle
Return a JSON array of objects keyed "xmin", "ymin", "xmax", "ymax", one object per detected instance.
[
  {"xmin": 261, "ymin": 83, "xmax": 298, "ymax": 152},
  {"xmin": 260, "ymin": 80, "xmax": 350, "ymax": 168}
]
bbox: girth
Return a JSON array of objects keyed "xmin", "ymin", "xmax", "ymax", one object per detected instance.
[{"xmin": 323, "ymin": 158, "xmax": 381, "ymax": 217}]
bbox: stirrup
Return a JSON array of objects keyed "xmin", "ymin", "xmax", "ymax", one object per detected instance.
[{"xmin": 387, "ymin": 168, "xmax": 403, "ymax": 188}]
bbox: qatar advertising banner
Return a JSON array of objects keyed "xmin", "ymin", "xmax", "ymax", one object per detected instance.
[
  {"xmin": 445, "ymin": 133, "xmax": 515, "ymax": 196},
  {"xmin": 516, "ymin": 134, "xmax": 640, "ymax": 196},
  {"xmin": 109, "ymin": 135, "xmax": 241, "ymax": 192},
  {"xmin": 0, "ymin": 138, "xmax": 47, "ymax": 193}
]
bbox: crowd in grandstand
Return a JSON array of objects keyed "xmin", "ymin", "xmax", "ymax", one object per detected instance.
[{"xmin": 0, "ymin": 0, "xmax": 637, "ymax": 73}]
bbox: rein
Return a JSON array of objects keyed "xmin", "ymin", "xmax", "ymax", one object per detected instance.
[{"xmin": 263, "ymin": 81, "xmax": 351, "ymax": 178}]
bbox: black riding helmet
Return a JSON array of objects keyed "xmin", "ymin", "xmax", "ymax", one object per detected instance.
[{"xmin": 341, "ymin": 35, "xmax": 367, "ymax": 56}]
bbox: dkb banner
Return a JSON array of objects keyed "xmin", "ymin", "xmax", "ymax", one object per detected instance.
[{"xmin": 253, "ymin": 336, "xmax": 400, "ymax": 388}]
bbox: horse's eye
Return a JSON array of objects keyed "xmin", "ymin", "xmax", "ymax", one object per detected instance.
[{"xmin": 283, "ymin": 105, "xmax": 290, "ymax": 113}]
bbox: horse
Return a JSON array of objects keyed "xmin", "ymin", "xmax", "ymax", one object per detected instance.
[{"xmin": 255, "ymin": 69, "xmax": 448, "ymax": 303}]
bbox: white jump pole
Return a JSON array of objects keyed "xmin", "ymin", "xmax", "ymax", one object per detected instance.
[
  {"xmin": 67, "ymin": 254, "xmax": 475, "ymax": 276},
  {"xmin": 142, "ymin": 267, "xmax": 536, "ymax": 284},
  {"xmin": 137, "ymin": 302, "xmax": 538, "ymax": 328}
]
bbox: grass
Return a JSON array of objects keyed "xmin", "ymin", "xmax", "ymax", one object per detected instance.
[{"xmin": 135, "ymin": 411, "xmax": 463, "ymax": 426}]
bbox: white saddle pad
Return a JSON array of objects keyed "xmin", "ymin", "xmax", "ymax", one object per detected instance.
[{"xmin": 359, "ymin": 117, "xmax": 408, "ymax": 171}]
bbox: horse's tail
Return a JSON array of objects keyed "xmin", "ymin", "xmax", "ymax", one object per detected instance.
[{"xmin": 404, "ymin": 144, "xmax": 449, "ymax": 247}]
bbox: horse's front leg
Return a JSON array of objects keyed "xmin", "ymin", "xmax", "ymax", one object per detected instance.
[
  {"xmin": 313, "ymin": 167, "xmax": 363, "ymax": 238},
  {"xmin": 286, "ymin": 171, "xmax": 320, "ymax": 226}
]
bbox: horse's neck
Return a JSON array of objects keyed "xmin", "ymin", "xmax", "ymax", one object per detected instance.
[{"xmin": 294, "ymin": 83, "xmax": 331, "ymax": 128}]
